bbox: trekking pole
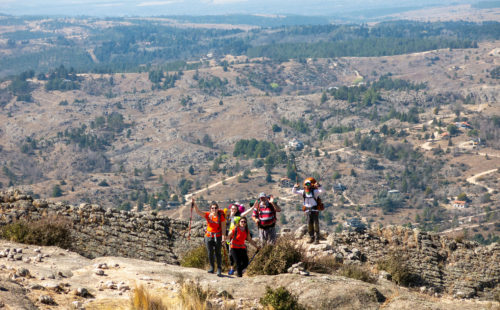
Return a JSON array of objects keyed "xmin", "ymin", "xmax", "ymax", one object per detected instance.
[
  {"xmin": 187, "ymin": 198, "xmax": 194, "ymax": 240},
  {"xmin": 248, "ymin": 249, "xmax": 260, "ymax": 265},
  {"xmin": 292, "ymin": 155, "xmax": 299, "ymax": 185},
  {"xmin": 222, "ymin": 243, "xmax": 230, "ymax": 269}
]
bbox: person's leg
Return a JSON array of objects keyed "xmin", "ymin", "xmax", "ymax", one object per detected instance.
[
  {"xmin": 230, "ymin": 248, "xmax": 238, "ymax": 276},
  {"xmin": 258, "ymin": 228, "xmax": 265, "ymax": 245},
  {"xmin": 235, "ymin": 249, "xmax": 246, "ymax": 277},
  {"xmin": 307, "ymin": 213, "xmax": 314, "ymax": 243},
  {"xmin": 313, "ymin": 212, "xmax": 320, "ymax": 244},
  {"xmin": 215, "ymin": 236, "xmax": 222, "ymax": 276},
  {"xmin": 205, "ymin": 237, "xmax": 215, "ymax": 273},
  {"xmin": 268, "ymin": 227, "xmax": 277, "ymax": 245},
  {"xmin": 228, "ymin": 243, "xmax": 235, "ymax": 275},
  {"xmin": 241, "ymin": 249, "xmax": 249, "ymax": 271}
]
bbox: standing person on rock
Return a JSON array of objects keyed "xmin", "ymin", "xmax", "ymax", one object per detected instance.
[
  {"xmin": 226, "ymin": 203, "xmax": 254, "ymax": 275},
  {"xmin": 292, "ymin": 177, "xmax": 324, "ymax": 244},
  {"xmin": 192, "ymin": 198, "xmax": 226, "ymax": 277},
  {"xmin": 228, "ymin": 216, "xmax": 259, "ymax": 277},
  {"xmin": 252, "ymin": 192, "xmax": 281, "ymax": 245}
]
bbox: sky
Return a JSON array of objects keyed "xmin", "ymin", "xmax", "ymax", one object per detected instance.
[{"xmin": 0, "ymin": 0, "xmax": 476, "ymax": 17}]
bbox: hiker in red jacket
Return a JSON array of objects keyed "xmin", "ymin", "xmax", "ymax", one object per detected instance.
[
  {"xmin": 252, "ymin": 192, "xmax": 281, "ymax": 245},
  {"xmin": 228, "ymin": 216, "xmax": 259, "ymax": 277},
  {"xmin": 192, "ymin": 198, "xmax": 226, "ymax": 277}
]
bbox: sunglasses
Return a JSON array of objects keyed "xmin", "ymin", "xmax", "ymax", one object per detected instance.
[
  {"xmin": 211, "ymin": 206, "xmax": 218, "ymax": 209},
  {"xmin": 240, "ymin": 221, "xmax": 247, "ymax": 223},
  {"xmin": 305, "ymin": 183, "xmax": 311, "ymax": 186}
]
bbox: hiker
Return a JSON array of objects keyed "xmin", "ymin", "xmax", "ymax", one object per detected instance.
[
  {"xmin": 226, "ymin": 203, "xmax": 254, "ymax": 275},
  {"xmin": 228, "ymin": 216, "xmax": 259, "ymax": 277},
  {"xmin": 292, "ymin": 177, "xmax": 324, "ymax": 244},
  {"xmin": 192, "ymin": 198, "xmax": 226, "ymax": 276},
  {"xmin": 252, "ymin": 192, "xmax": 281, "ymax": 245}
]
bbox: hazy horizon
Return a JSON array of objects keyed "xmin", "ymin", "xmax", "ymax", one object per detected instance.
[{"xmin": 0, "ymin": 0, "xmax": 479, "ymax": 18}]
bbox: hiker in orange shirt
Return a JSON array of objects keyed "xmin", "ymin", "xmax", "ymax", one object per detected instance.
[
  {"xmin": 192, "ymin": 198, "xmax": 226, "ymax": 277},
  {"xmin": 228, "ymin": 216, "xmax": 259, "ymax": 277}
]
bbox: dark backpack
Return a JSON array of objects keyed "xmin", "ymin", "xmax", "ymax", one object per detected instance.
[{"xmin": 303, "ymin": 189, "xmax": 324, "ymax": 211}]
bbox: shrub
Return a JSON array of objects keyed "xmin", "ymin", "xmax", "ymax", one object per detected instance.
[
  {"xmin": 339, "ymin": 264, "xmax": 376, "ymax": 283},
  {"xmin": 260, "ymin": 286, "xmax": 305, "ymax": 310},
  {"xmin": 180, "ymin": 244, "xmax": 231, "ymax": 271},
  {"xmin": 180, "ymin": 244, "xmax": 208, "ymax": 269},
  {"xmin": 377, "ymin": 253, "xmax": 421, "ymax": 287},
  {"xmin": 247, "ymin": 236, "xmax": 303, "ymax": 276},
  {"xmin": 0, "ymin": 217, "xmax": 72, "ymax": 249}
]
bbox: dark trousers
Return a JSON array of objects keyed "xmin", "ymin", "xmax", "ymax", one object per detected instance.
[
  {"xmin": 307, "ymin": 212, "xmax": 320, "ymax": 238},
  {"xmin": 230, "ymin": 248, "xmax": 249, "ymax": 277},
  {"xmin": 204, "ymin": 236, "xmax": 222, "ymax": 271}
]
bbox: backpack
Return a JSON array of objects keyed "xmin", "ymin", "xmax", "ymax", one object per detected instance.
[{"xmin": 302, "ymin": 189, "xmax": 324, "ymax": 211}]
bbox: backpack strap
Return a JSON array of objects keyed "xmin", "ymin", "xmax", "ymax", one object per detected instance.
[{"xmin": 303, "ymin": 190, "xmax": 318, "ymax": 205}]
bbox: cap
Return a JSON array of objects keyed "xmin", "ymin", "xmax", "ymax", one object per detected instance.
[{"xmin": 258, "ymin": 192, "xmax": 266, "ymax": 198}]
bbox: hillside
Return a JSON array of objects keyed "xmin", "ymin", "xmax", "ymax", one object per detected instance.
[{"xmin": 0, "ymin": 17, "xmax": 498, "ymax": 243}]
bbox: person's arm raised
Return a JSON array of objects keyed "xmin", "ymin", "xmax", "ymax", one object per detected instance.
[
  {"xmin": 269, "ymin": 195, "xmax": 281, "ymax": 212},
  {"xmin": 192, "ymin": 198, "xmax": 205, "ymax": 217}
]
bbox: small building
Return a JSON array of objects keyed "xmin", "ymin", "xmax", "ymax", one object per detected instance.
[
  {"xmin": 279, "ymin": 177, "xmax": 295, "ymax": 188},
  {"xmin": 344, "ymin": 218, "xmax": 367, "ymax": 233},
  {"xmin": 288, "ymin": 138, "xmax": 304, "ymax": 150},
  {"xmin": 452, "ymin": 200, "xmax": 467, "ymax": 208},
  {"xmin": 333, "ymin": 183, "xmax": 346, "ymax": 193}
]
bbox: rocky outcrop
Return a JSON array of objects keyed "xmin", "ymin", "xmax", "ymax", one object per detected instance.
[
  {"xmin": 296, "ymin": 225, "xmax": 499, "ymax": 300},
  {"xmin": 0, "ymin": 190, "xmax": 206, "ymax": 264},
  {"xmin": 1, "ymin": 190, "xmax": 498, "ymax": 300}
]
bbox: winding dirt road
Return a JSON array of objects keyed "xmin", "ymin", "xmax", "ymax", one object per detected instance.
[{"xmin": 466, "ymin": 169, "xmax": 498, "ymax": 194}]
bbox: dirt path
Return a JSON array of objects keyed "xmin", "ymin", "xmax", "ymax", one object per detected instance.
[
  {"xmin": 440, "ymin": 220, "xmax": 497, "ymax": 234},
  {"xmin": 183, "ymin": 167, "xmax": 261, "ymax": 202},
  {"xmin": 466, "ymin": 168, "xmax": 498, "ymax": 193}
]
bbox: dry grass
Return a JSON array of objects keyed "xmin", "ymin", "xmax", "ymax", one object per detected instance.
[
  {"xmin": 128, "ymin": 280, "xmax": 223, "ymax": 310},
  {"xmin": 131, "ymin": 285, "xmax": 168, "ymax": 310},
  {"xmin": 339, "ymin": 264, "xmax": 376, "ymax": 283}
]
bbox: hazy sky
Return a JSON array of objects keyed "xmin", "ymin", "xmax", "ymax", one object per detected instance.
[{"xmin": 0, "ymin": 0, "xmax": 476, "ymax": 17}]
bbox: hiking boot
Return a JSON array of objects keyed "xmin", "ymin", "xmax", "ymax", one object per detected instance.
[
  {"xmin": 313, "ymin": 238, "xmax": 320, "ymax": 244},
  {"xmin": 228, "ymin": 268, "xmax": 235, "ymax": 275},
  {"xmin": 207, "ymin": 267, "xmax": 214, "ymax": 274},
  {"xmin": 307, "ymin": 236, "xmax": 314, "ymax": 243},
  {"xmin": 217, "ymin": 269, "xmax": 222, "ymax": 277}
]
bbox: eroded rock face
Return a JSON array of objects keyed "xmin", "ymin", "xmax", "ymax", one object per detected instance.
[
  {"xmin": 306, "ymin": 225, "xmax": 499, "ymax": 300},
  {"xmin": 0, "ymin": 189, "xmax": 205, "ymax": 265}
]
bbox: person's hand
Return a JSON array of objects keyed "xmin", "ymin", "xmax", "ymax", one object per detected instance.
[
  {"xmin": 222, "ymin": 235, "xmax": 226, "ymax": 242},
  {"xmin": 294, "ymin": 183, "xmax": 299, "ymax": 188},
  {"xmin": 269, "ymin": 195, "xmax": 274, "ymax": 203}
]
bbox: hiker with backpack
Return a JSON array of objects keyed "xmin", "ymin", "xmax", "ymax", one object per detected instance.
[
  {"xmin": 226, "ymin": 203, "xmax": 254, "ymax": 275},
  {"xmin": 192, "ymin": 198, "xmax": 226, "ymax": 277},
  {"xmin": 252, "ymin": 192, "xmax": 281, "ymax": 245},
  {"xmin": 292, "ymin": 177, "xmax": 324, "ymax": 244},
  {"xmin": 228, "ymin": 216, "xmax": 260, "ymax": 277}
]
